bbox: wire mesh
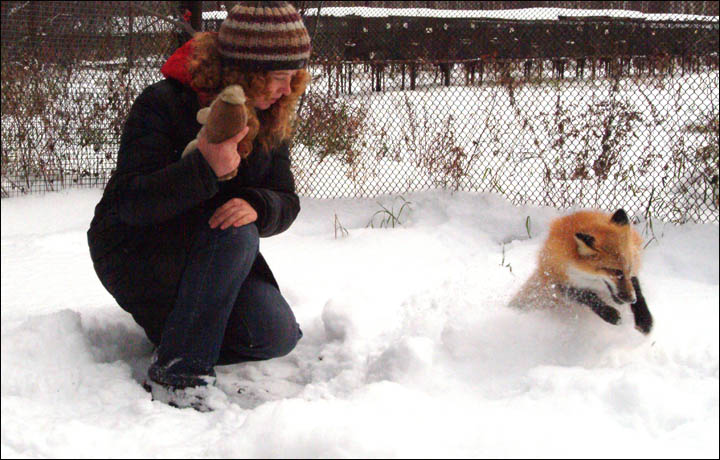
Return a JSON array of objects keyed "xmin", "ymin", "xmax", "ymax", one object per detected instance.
[
  {"xmin": 1, "ymin": 1, "xmax": 180, "ymax": 195},
  {"xmin": 2, "ymin": 1, "xmax": 718, "ymax": 224}
]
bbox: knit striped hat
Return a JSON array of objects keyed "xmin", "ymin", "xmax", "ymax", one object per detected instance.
[{"xmin": 218, "ymin": 1, "xmax": 312, "ymax": 71}]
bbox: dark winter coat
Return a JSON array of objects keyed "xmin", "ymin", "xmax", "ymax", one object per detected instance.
[{"xmin": 87, "ymin": 46, "xmax": 300, "ymax": 344}]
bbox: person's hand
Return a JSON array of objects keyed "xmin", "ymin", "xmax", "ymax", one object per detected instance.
[
  {"xmin": 197, "ymin": 126, "xmax": 249, "ymax": 178},
  {"xmin": 209, "ymin": 198, "xmax": 258, "ymax": 230}
]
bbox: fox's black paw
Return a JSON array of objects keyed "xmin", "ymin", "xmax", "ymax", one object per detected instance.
[
  {"xmin": 631, "ymin": 277, "xmax": 653, "ymax": 335},
  {"xmin": 561, "ymin": 286, "xmax": 622, "ymax": 326},
  {"xmin": 633, "ymin": 309, "xmax": 653, "ymax": 334},
  {"xmin": 596, "ymin": 305, "xmax": 621, "ymax": 325},
  {"xmin": 582, "ymin": 290, "xmax": 621, "ymax": 325}
]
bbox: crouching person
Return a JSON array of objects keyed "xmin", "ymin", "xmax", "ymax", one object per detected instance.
[{"xmin": 87, "ymin": 1, "xmax": 312, "ymax": 411}]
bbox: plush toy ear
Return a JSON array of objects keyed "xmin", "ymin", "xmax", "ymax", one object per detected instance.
[
  {"xmin": 610, "ymin": 209, "xmax": 629, "ymax": 226},
  {"xmin": 574, "ymin": 232, "xmax": 598, "ymax": 257},
  {"xmin": 181, "ymin": 139, "xmax": 197, "ymax": 157},
  {"xmin": 196, "ymin": 107, "xmax": 211, "ymax": 125}
]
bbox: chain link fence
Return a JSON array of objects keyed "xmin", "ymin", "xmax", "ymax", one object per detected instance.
[
  {"xmin": 2, "ymin": 1, "xmax": 718, "ymax": 223},
  {"xmin": 2, "ymin": 1, "xmax": 181, "ymax": 195}
]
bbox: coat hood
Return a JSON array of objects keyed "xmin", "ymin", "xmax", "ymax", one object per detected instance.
[
  {"xmin": 160, "ymin": 34, "xmax": 219, "ymax": 105},
  {"xmin": 160, "ymin": 37, "xmax": 195, "ymax": 87}
]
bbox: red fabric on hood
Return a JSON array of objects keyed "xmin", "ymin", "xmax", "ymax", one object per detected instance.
[
  {"xmin": 161, "ymin": 38, "xmax": 195, "ymax": 86},
  {"xmin": 160, "ymin": 35, "xmax": 218, "ymax": 106}
]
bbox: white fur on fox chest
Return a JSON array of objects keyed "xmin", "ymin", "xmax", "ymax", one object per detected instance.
[{"xmin": 565, "ymin": 264, "xmax": 634, "ymax": 306}]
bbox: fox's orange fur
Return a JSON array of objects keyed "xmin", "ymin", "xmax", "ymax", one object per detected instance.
[{"xmin": 510, "ymin": 209, "xmax": 644, "ymax": 313}]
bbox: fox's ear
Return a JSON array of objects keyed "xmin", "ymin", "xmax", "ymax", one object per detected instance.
[
  {"xmin": 610, "ymin": 209, "xmax": 629, "ymax": 226},
  {"xmin": 574, "ymin": 232, "xmax": 598, "ymax": 257}
]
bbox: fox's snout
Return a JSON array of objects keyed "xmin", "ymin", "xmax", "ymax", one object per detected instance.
[
  {"xmin": 608, "ymin": 278, "xmax": 636, "ymax": 305},
  {"xmin": 616, "ymin": 289, "xmax": 636, "ymax": 304}
]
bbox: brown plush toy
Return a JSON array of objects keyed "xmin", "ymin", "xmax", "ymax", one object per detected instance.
[{"xmin": 182, "ymin": 85, "xmax": 248, "ymax": 181}]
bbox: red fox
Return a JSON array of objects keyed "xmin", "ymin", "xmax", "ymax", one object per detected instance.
[{"xmin": 509, "ymin": 209, "xmax": 653, "ymax": 334}]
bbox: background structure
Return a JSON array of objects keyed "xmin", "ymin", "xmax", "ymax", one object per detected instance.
[{"xmin": 1, "ymin": 1, "xmax": 718, "ymax": 223}]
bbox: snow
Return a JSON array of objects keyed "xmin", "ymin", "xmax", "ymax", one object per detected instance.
[
  {"xmin": 204, "ymin": 7, "xmax": 719, "ymax": 23},
  {"xmin": 302, "ymin": 7, "xmax": 719, "ymax": 23},
  {"xmin": 1, "ymin": 188, "xmax": 718, "ymax": 458}
]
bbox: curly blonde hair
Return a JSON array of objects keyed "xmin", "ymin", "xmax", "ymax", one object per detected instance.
[{"xmin": 186, "ymin": 32, "xmax": 310, "ymax": 158}]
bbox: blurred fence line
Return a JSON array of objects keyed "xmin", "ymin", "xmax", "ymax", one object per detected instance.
[{"xmin": 2, "ymin": 1, "xmax": 718, "ymax": 223}]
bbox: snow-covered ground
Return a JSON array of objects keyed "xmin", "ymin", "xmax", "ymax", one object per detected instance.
[{"xmin": 1, "ymin": 188, "xmax": 718, "ymax": 458}]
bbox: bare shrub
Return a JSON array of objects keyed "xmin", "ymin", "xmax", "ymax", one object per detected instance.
[
  {"xmin": 397, "ymin": 95, "xmax": 478, "ymax": 191},
  {"xmin": 665, "ymin": 113, "xmax": 720, "ymax": 214},
  {"xmin": 295, "ymin": 91, "xmax": 368, "ymax": 166},
  {"xmin": 1, "ymin": 52, "xmax": 130, "ymax": 196}
]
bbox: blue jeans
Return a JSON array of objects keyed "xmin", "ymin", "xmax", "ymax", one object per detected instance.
[{"xmin": 148, "ymin": 219, "xmax": 302, "ymax": 388}]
